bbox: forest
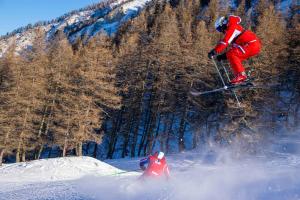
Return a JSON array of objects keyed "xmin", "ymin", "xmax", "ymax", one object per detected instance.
[{"xmin": 0, "ymin": 0, "xmax": 299, "ymax": 165}]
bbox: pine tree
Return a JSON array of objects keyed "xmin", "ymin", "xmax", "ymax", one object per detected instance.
[
  {"xmin": 115, "ymin": 10, "xmax": 151, "ymax": 157},
  {"xmin": 0, "ymin": 44, "xmax": 18, "ymax": 165},
  {"xmin": 176, "ymin": 0, "xmax": 194, "ymax": 42},
  {"xmin": 22, "ymin": 28, "xmax": 50, "ymax": 160},
  {"xmin": 46, "ymin": 31, "xmax": 78, "ymax": 157},
  {"xmin": 150, "ymin": 4, "xmax": 185, "ymax": 152},
  {"xmin": 234, "ymin": 0, "xmax": 251, "ymax": 29},
  {"xmin": 0, "ymin": 38, "xmax": 47, "ymax": 162},
  {"xmin": 74, "ymin": 34, "xmax": 122, "ymax": 157},
  {"xmin": 239, "ymin": 3, "xmax": 289, "ymax": 135}
]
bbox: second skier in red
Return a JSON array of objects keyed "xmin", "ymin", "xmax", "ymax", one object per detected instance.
[
  {"xmin": 208, "ymin": 15, "xmax": 261, "ymax": 85},
  {"xmin": 139, "ymin": 151, "xmax": 170, "ymax": 180}
]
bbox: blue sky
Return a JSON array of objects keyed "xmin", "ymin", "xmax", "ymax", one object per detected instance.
[{"xmin": 0, "ymin": 0, "xmax": 102, "ymax": 36}]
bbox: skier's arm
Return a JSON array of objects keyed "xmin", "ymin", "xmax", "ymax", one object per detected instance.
[
  {"xmin": 214, "ymin": 26, "xmax": 240, "ymax": 54},
  {"xmin": 139, "ymin": 157, "xmax": 149, "ymax": 171}
]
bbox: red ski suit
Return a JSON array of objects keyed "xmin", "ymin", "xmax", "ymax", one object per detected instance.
[
  {"xmin": 214, "ymin": 15, "xmax": 261, "ymax": 74},
  {"xmin": 139, "ymin": 155, "xmax": 170, "ymax": 179}
]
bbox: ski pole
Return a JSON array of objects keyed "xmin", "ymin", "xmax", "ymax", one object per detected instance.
[
  {"xmin": 218, "ymin": 61, "xmax": 231, "ymax": 83},
  {"xmin": 211, "ymin": 56, "xmax": 227, "ymax": 89},
  {"xmin": 212, "ymin": 57, "xmax": 241, "ymax": 107},
  {"xmin": 218, "ymin": 61, "xmax": 242, "ymax": 107}
]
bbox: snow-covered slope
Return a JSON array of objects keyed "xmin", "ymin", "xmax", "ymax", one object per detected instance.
[
  {"xmin": 0, "ymin": 0, "xmax": 152, "ymax": 57},
  {"xmin": 0, "ymin": 156, "xmax": 137, "ymax": 183},
  {"xmin": 1, "ymin": 134, "xmax": 300, "ymax": 200}
]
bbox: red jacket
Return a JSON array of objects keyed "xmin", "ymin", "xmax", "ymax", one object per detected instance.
[
  {"xmin": 214, "ymin": 15, "xmax": 260, "ymax": 54},
  {"xmin": 140, "ymin": 155, "xmax": 170, "ymax": 179}
]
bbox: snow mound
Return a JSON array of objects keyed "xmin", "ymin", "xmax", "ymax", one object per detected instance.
[{"xmin": 0, "ymin": 156, "xmax": 127, "ymax": 183}]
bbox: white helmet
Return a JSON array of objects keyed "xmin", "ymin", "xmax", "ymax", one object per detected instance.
[
  {"xmin": 154, "ymin": 151, "xmax": 165, "ymax": 160},
  {"xmin": 214, "ymin": 16, "xmax": 228, "ymax": 32},
  {"xmin": 157, "ymin": 152, "xmax": 164, "ymax": 160}
]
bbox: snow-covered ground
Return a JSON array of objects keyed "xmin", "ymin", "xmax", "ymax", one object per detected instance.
[{"xmin": 1, "ymin": 133, "xmax": 300, "ymax": 200}]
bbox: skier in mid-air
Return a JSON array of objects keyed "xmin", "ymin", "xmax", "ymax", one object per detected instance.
[
  {"xmin": 139, "ymin": 151, "xmax": 170, "ymax": 180},
  {"xmin": 208, "ymin": 15, "xmax": 261, "ymax": 85}
]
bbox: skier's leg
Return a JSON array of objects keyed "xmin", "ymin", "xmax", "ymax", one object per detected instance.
[
  {"xmin": 226, "ymin": 47, "xmax": 248, "ymax": 84},
  {"xmin": 242, "ymin": 42, "xmax": 261, "ymax": 58},
  {"xmin": 226, "ymin": 41, "xmax": 261, "ymax": 84},
  {"xmin": 226, "ymin": 47, "xmax": 245, "ymax": 75}
]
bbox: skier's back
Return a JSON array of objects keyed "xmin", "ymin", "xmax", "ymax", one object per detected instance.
[{"xmin": 139, "ymin": 151, "xmax": 170, "ymax": 180}]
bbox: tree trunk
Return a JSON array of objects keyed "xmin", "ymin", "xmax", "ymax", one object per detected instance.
[
  {"xmin": 178, "ymin": 105, "xmax": 188, "ymax": 152},
  {"xmin": 44, "ymin": 112, "xmax": 52, "ymax": 138},
  {"xmin": 77, "ymin": 142, "xmax": 83, "ymax": 156},
  {"xmin": 160, "ymin": 116, "xmax": 169, "ymax": 153},
  {"xmin": 151, "ymin": 114, "xmax": 162, "ymax": 151},
  {"xmin": 34, "ymin": 106, "xmax": 49, "ymax": 160},
  {"xmin": 17, "ymin": 106, "xmax": 30, "ymax": 163},
  {"xmin": 76, "ymin": 100, "xmax": 92, "ymax": 157},
  {"xmin": 16, "ymin": 141, "xmax": 22, "ymax": 163},
  {"xmin": 145, "ymin": 93, "xmax": 163, "ymax": 155},
  {"xmin": 85, "ymin": 142, "xmax": 90, "ymax": 155},
  {"xmin": 0, "ymin": 149, "xmax": 4, "ymax": 166},
  {"xmin": 130, "ymin": 109, "xmax": 142, "ymax": 157},
  {"xmin": 130, "ymin": 89, "xmax": 145, "ymax": 157},
  {"xmin": 34, "ymin": 147, "xmax": 39, "ymax": 160},
  {"xmin": 107, "ymin": 110, "xmax": 123, "ymax": 159},
  {"xmin": 144, "ymin": 111, "xmax": 158, "ymax": 156},
  {"xmin": 48, "ymin": 147, "xmax": 52, "ymax": 158},
  {"xmin": 138, "ymin": 89, "xmax": 154, "ymax": 156},
  {"xmin": 122, "ymin": 114, "xmax": 134, "ymax": 158},
  {"xmin": 37, "ymin": 106, "xmax": 48, "ymax": 138},
  {"xmin": 166, "ymin": 114, "xmax": 175, "ymax": 154},
  {"xmin": 93, "ymin": 143, "xmax": 98, "ymax": 158},
  {"xmin": 63, "ymin": 139, "xmax": 68, "ymax": 157},
  {"xmin": 192, "ymin": 128, "xmax": 200, "ymax": 149},
  {"xmin": 1, "ymin": 130, "xmax": 10, "ymax": 165},
  {"xmin": 36, "ymin": 145, "xmax": 44, "ymax": 160},
  {"xmin": 138, "ymin": 114, "xmax": 150, "ymax": 156},
  {"xmin": 21, "ymin": 148, "xmax": 26, "ymax": 162}
]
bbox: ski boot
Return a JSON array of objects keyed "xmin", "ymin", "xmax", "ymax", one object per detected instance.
[{"xmin": 230, "ymin": 72, "xmax": 247, "ymax": 85}]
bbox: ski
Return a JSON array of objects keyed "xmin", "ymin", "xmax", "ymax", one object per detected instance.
[{"xmin": 190, "ymin": 81, "xmax": 254, "ymax": 96}]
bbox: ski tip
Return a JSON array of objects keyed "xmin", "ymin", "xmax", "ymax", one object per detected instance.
[{"xmin": 190, "ymin": 91, "xmax": 201, "ymax": 96}]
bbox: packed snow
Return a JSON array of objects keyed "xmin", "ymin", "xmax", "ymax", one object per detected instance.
[
  {"xmin": 1, "ymin": 133, "xmax": 300, "ymax": 200},
  {"xmin": 0, "ymin": 157, "xmax": 134, "ymax": 183}
]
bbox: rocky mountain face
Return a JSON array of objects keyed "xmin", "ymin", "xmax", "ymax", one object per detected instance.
[{"xmin": 0, "ymin": 0, "xmax": 152, "ymax": 57}]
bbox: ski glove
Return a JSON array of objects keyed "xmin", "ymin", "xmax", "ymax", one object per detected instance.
[
  {"xmin": 208, "ymin": 50, "xmax": 216, "ymax": 59},
  {"xmin": 140, "ymin": 157, "xmax": 149, "ymax": 171},
  {"xmin": 216, "ymin": 53, "xmax": 227, "ymax": 62}
]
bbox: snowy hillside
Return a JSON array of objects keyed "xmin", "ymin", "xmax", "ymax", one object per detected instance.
[
  {"xmin": 1, "ymin": 133, "xmax": 300, "ymax": 200},
  {"xmin": 0, "ymin": 0, "xmax": 152, "ymax": 57},
  {"xmin": 0, "ymin": 157, "xmax": 137, "ymax": 183}
]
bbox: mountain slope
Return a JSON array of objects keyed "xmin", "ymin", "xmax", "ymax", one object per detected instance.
[{"xmin": 0, "ymin": 0, "xmax": 152, "ymax": 57}]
